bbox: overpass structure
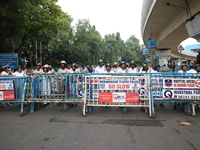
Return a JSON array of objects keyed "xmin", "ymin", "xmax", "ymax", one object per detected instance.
[{"xmin": 141, "ymin": 0, "xmax": 200, "ymax": 61}]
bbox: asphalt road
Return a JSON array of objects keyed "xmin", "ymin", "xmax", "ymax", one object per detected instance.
[{"xmin": 0, "ymin": 103, "xmax": 200, "ymax": 150}]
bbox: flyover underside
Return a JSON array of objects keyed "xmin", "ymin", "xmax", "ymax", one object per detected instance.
[{"xmin": 142, "ymin": 0, "xmax": 200, "ymax": 60}]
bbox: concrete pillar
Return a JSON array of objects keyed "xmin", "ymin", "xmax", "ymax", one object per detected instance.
[
  {"xmin": 186, "ymin": 13, "xmax": 200, "ymax": 42},
  {"xmin": 155, "ymin": 49, "xmax": 171, "ymax": 66}
]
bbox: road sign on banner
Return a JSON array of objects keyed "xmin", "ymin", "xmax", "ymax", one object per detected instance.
[
  {"xmin": 126, "ymin": 92, "xmax": 140, "ymax": 102},
  {"xmin": 177, "ymin": 45, "xmax": 184, "ymax": 51},
  {"xmin": 113, "ymin": 92, "xmax": 126, "ymax": 102},
  {"xmin": 0, "ymin": 91, "xmax": 15, "ymax": 101},
  {"xmin": 163, "ymin": 89, "xmax": 200, "ymax": 99},
  {"xmin": 0, "ymin": 80, "xmax": 14, "ymax": 90},
  {"xmin": 0, "ymin": 80, "xmax": 15, "ymax": 101},
  {"xmin": 163, "ymin": 78, "xmax": 200, "ymax": 88},
  {"xmin": 99, "ymin": 92, "xmax": 140, "ymax": 103},
  {"xmin": 0, "ymin": 53, "xmax": 18, "ymax": 68},
  {"xmin": 99, "ymin": 78, "xmax": 146, "ymax": 90},
  {"xmin": 99, "ymin": 92, "xmax": 112, "ymax": 102}
]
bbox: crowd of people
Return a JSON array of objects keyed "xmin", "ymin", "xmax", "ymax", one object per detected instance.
[
  {"xmin": 1, "ymin": 59, "xmax": 200, "ymax": 110},
  {"xmin": 1, "ymin": 59, "xmax": 200, "ymax": 77}
]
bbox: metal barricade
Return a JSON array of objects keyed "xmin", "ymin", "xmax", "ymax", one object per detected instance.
[
  {"xmin": 0, "ymin": 76, "xmax": 26, "ymax": 116},
  {"xmin": 25, "ymin": 73, "xmax": 83, "ymax": 113},
  {"xmin": 82, "ymin": 73, "xmax": 152, "ymax": 117},
  {"xmin": 150, "ymin": 73, "xmax": 200, "ymax": 116}
]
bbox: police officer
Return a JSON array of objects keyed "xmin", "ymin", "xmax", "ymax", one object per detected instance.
[
  {"xmin": 57, "ymin": 60, "xmax": 68, "ymax": 74},
  {"xmin": 187, "ymin": 63, "xmax": 196, "ymax": 73},
  {"xmin": 196, "ymin": 64, "xmax": 200, "ymax": 73},
  {"xmin": 13, "ymin": 66, "xmax": 27, "ymax": 76},
  {"xmin": 79, "ymin": 63, "xmax": 88, "ymax": 73},
  {"xmin": 48, "ymin": 65, "xmax": 55, "ymax": 74},
  {"xmin": 161, "ymin": 62, "xmax": 173, "ymax": 72},
  {"xmin": 178, "ymin": 63, "xmax": 187, "ymax": 73},
  {"xmin": 151, "ymin": 65, "xmax": 159, "ymax": 73},
  {"xmin": 95, "ymin": 59, "xmax": 105, "ymax": 73},
  {"xmin": 34, "ymin": 63, "xmax": 43, "ymax": 74},
  {"xmin": 112, "ymin": 62, "xmax": 119, "ymax": 73},
  {"xmin": 128, "ymin": 61, "xmax": 138, "ymax": 73},
  {"xmin": 141, "ymin": 63, "xmax": 148, "ymax": 73},
  {"xmin": 68, "ymin": 63, "xmax": 80, "ymax": 73},
  {"xmin": 1, "ymin": 66, "xmax": 14, "ymax": 77},
  {"xmin": 149, "ymin": 63, "xmax": 156, "ymax": 73},
  {"xmin": 117, "ymin": 61, "xmax": 127, "ymax": 73},
  {"xmin": 104, "ymin": 63, "xmax": 114, "ymax": 73}
]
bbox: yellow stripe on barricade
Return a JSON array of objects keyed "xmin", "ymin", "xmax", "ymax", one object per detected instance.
[{"xmin": 180, "ymin": 122, "xmax": 191, "ymax": 125}]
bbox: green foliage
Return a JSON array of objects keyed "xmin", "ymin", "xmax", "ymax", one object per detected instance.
[
  {"xmin": 101, "ymin": 34, "xmax": 145, "ymax": 65},
  {"xmin": 0, "ymin": 0, "xmax": 145, "ymax": 67}
]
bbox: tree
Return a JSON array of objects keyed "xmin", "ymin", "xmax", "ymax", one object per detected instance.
[
  {"xmin": 69, "ymin": 19, "xmax": 103, "ymax": 64},
  {"xmin": 125, "ymin": 35, "xmax": 145, "ymax": 64}
]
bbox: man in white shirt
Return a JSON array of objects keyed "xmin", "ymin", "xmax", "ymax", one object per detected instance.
[
  {"xmin": 57, "ymin": 60, "xmax": 68, "ymax": 74},
  {"xmin": 112, "ymin": 62, "xmax": 119, "ymax": 73},
  {"xmin": 34, "ymin": 63, "xmax": 43, "ymax": 74},
  {"xmin": 79, "ymin": 64, "xmax": 88, "ymax": 73},
  {"xmin": 13, "ymin": 66, "xmax": 27, "ymax": 76},
  {"xmin": 178, "ymin": 64, "xmax": 187, "ymax": 73},
  {"xmin": 141, "ymin": 64, "xmax": 149, "ymax": 73},
  {"xmin": 128, "ymin": 61, "xmax": 138, "ymax": 73},
  {"xmin": 117, "ymin": 61, "xmax": 128, "ymax": 73},
  {"xmin": 48, "ymin": 65, "xmax": 55, "ymax": 74},
  {"xmin": 68, "ymin": 63, "xmax": 80, "ymax": 73},
  {"xmin": 1, "ymin": 66, "xmax": 14, "ymax": 77},
  {"xmin": 151, "ymin": 65, "xmax": 159, "ymax": 73},
  {"xmin": 187, "ymin": 64, "xmax": 197, "ymax": 73},
  {"xmin": 196, "ymin": 64, "xmax": 200, "ymax": 73},
  {"xmin": 95, "ymin": 59, "xmax": 105, "ymax": 73},
  {"xmin": 104, "ymin": 63, "xmax": 114, "ymax": 73}
]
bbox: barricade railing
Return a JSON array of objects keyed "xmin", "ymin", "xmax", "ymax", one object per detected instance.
[
  {"xmin": 82, "ymin": 73, "xmax": 152, "ymax": 117},
  {"xmin": 2, "ymin": 72, "xmax": 200, "ymax": 117},
  {"xmin": 0, "ymin": 76, "xmax": 26, "ymax": 116},
  {"xmin": 25, "ymin": 73, "xmax": 84, "ymax": 113},
  {"xmin": 149, "ymin": 73, "xmax": 200, "ymax": 116}
]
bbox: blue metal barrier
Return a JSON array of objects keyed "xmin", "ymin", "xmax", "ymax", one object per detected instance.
[
  {"xmin": 0, "ymin": 76, "xmax": 26, "ymax": 116},
  {"xmin": 1, "ymin": 72, "xmax": 200, "ymax": 117},
  {"xmin": 82, "ymin": 73, "xmax": 151, "ymax": 117},
  {"xmin": 25, "ymin": 74, "xmax": 83, "ymax": 113},
  {"xmin": 149, "ymin": 73, "xmax": 200, "ymax": 116}
]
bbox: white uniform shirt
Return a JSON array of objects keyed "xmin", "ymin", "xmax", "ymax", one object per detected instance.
[
  {"xmin": 1, "ymin": 71, "xmax": 8, "ymax": 76},
  {"xmin": 104, "ymin": 70, "xmax": 115, "ymax": 73},
  {"xmin": 34, "ymin": 69, "xmax": 43, "ymax": 74},
  {"xmin": 178, "ymin": 70, "xmax": 187, "ymax": 73},
  {"xmin": 151, "ymin": 70, "xmax": 158, "ymax": 73},
  {"xmin": 57, "ymin": 68, "xmax": 68, "ymax": 74},
  {"xmin": 187, "ymin": 69, "xmax": 197, "ymax": 73},
  {"xmin": 79, "ymin": 67, "xmax": 88, "ymax": 73},
  {"xmin": 148, "ymin": 67, "xmax": 154, "ymax": 73},
  {"xmin": 68, "ymin": 68, "xmax": 80, "ymax": 73},
  {"xmin": 13, "ymin": 71, "xmax": 26, "ymax": 76},
  {"xmin": 95, "ymin": 66, "xmax": 105, "ymax": 73},
  {"xmin": 48, "ymin": 68, "xmax": 55, "ymax": 74},
  {"xmin": 128, "ymin": 68, "xmax": 138, "ymax": 73},
  {"xmin": 112, "ymin": 67, "xmax": 120, "ymax": 73},
  {"xmin": 117, "ymin": 68, "xmax": 127, "ymax": 73}
]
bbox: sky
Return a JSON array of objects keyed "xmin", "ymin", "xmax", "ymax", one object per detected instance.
[
  {"xmin": 57, "ymin": 0, "xmax": 199, "ymax": 47},
  {"xmin": 57, "ymin": 0, "xmax": 143, "ymax": 43}
]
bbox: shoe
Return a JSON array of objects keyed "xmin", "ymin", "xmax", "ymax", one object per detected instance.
[
  {"xmin": 160, "ymin": 103, "xmax": 164, "ymax": 107},
  {"xmin": 122, "ymin": 109, "xmax": 128, "ymax": 114},
  {"xmin": 2, "ymin": 103, "xmax": 7, "ymax": 108}
]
